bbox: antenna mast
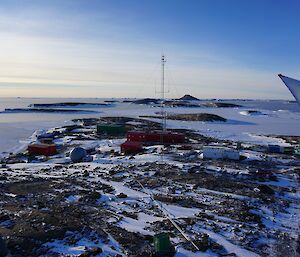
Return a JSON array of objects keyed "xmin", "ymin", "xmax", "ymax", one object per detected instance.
[{"xmin": 161, "ymin": 55, "xmax": 167, "ymax": 132}]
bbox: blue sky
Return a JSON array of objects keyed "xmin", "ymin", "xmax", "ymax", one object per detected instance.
[{"xmin": 0, "ymin": 0, "xmax": 299, "ymax": 99}]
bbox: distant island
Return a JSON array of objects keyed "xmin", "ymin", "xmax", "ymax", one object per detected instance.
[
  {"xmin": 131, "ymin": 98, "xmax": 160, "ymax": 105},
  {"xmin": 3, "ymin": 108, "xmax": 99, "ymax": 113},
  {"xmin": 177, "ymin": 94, "xmax": 200, "ymax": 101},
  {"xmin": 132, "ymin": 95, "xmax": 200, "ymax": 106},
  {"xmin": 202, "ymin": 102, "xmax": 242, "ymax": 108},
  {"xmin": 163, "ymin": 100, "xmax": 200, "ymax": 107},
  {"xmin": 141, "ymin": 113, "xmax": 227, "ymax": 122},
  {"xmin": 29, "ymin": 102, "xmax": 111, "ymax": 108}
]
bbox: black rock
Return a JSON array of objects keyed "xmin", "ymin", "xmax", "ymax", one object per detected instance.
[
  {"xmin": 257, "ymin": 185, "xmax": 275, "ymax": 195},
  {"xmin": 116, "ymin": 193, "xmax": 128, "ymax": 198}
]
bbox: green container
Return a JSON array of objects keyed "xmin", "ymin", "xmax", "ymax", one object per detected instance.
[
  {"xmin": 96, "ymin": 124, "xmax": 125, "ymax": 135},
  {"xmin": 153, "ymin": 232, "xmax": 172, "ymax": 254}
]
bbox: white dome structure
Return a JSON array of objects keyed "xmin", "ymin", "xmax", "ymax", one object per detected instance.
[{"xmin": 70, "ymin": 147, "xmax": 87, "ymax": 162}]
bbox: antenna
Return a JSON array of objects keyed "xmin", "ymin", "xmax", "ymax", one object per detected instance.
[{"xmin": 161, "ymin": 55, "xmax": 167, "ymax": 132}]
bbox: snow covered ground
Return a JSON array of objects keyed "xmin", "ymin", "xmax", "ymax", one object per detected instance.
[{"xmin": 0, "ymin": 98, "xmax": 299, "ymax": 257}]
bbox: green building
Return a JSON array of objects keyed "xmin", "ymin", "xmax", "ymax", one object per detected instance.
[{"xmin": 96, "ymin": 123, "xmax": 126, "ymax": 135}]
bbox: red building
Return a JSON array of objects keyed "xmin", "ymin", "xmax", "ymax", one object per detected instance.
[
  {"xmin": 28, "ymin": 144, "xmax": 57, "ymax": 156},
  {"xmin": 121, "ymin": 141, "xmax": 143, "ymax": 154},
  {"xmin": 127, "ymin": 131, "xmax": 185, "ymax": 144}
]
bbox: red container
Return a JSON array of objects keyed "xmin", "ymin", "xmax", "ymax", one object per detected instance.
[
  {"xmin": 127, "ymin": 131, "xmax": 147, "ymax": 142},
  {"xmin": 127, "ymin": 131, "xmax": 185, "ymax": 144},
  {"xmin": 121, "ymin": 141, "xmax": 143, "ymax": 154},
  {"xmin": 28, "ymin": 144, "xmax": 57, "ymax": 156}
]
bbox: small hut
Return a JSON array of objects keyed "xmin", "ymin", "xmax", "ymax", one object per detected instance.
[
  {"xmin": 28, "ymin": 144, "xmax": 57, "ymax": 156},
  {"xmin": 96, "ymin": 124, "xmax": 126, "ymax": 135},
  {"xmin": 121, "ymin": 141, "xmax": 143, "ymax": 154}
]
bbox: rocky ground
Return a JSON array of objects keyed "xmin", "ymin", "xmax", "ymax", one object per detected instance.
[{"xmin": 0, "ymin": 117, "xmax": 299, "ymax": 257}]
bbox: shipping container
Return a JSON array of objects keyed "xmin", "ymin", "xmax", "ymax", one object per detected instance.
[
  {"xmin": 203, "ymin": 146, "xmax": 240, "ymax": 160},
  {"xmin": 96, "ymin": 124, "xmax": 126, "ymax": 135},
  {"xmin": 28, "ymin": 144, "xmax": 57, "ymax": 156},
  {"xmin": 268, "ymin": 145, "xmax": 282, "ymax": 153},
  {"xmin": 283, "ymin": 146, "xmax": 295, "ymax": 154},
  {"xmin": 127, "ymin": 131, "xmax": 185, "ymax": 144},
  {"xmin": 268, "ymin": 145, "xmax": 294, "ymax": 154},
  {"xmin": 121, "ymin": 140, "xmax": 143, "ymax": 154}
]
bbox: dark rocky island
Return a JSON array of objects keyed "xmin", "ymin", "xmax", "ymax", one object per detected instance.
[
  {"xmin": 202, "ymin": 102, "xmax": 242, "ymax": 108},
  {"xmin": 141, "ymin": 113, "xmax": 227, "ymax": 122},
  {"xmin": 132, "ymin": 98, "xmax": 160, "ymax": 105},
  {"xmin": 177, "ymin": 94, "xmax": 200, "ymax": 101},
  {"xmin": 104, "ymin": 100, "xmax": 119, "ymax": 103},
  {"xmin": 4, "ymin": 108, "xmax": 98, "ymax": 113},
  {"xmin": 29, "ymin": 102, "xmax": 110, "ymax": 108},
  {"xmin": 132, "ymin": 97, "xmax": 200, "ymax": 106},
  {"xmin": 163, "ymin": 100, "xmax": 200, "ymax": 107}
]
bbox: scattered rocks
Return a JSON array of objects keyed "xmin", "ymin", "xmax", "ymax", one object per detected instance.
[{"xmin": 0, "ymin": 112, "xmax": 298, "ymax": 257}]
